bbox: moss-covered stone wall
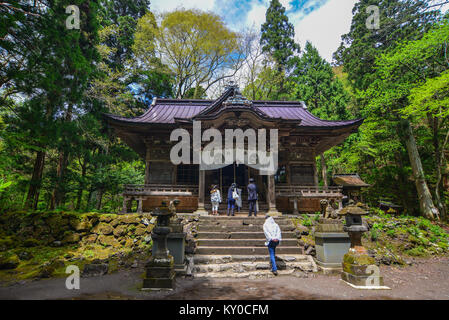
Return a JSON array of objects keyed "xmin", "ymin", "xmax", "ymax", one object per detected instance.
[{"xmin": 0, "ymin": 211, "xmax": 156, "ymax": 283}]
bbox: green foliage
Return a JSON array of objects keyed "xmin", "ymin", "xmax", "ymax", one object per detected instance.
[
  {"xmin": 365, "ymin": 214, "xmax": 449, "ymax": 259},
  {"xmin": 135, "ymin": 9, "xmax": 242, "ymax": 98},
  {"xmin": 370, "ymin": 229, "xmax": 378, "ymax": 241},
  {"xmin": 301, "ymin": 214, "xmax": 313, "ymax": 227},
  {"xmin": 260, "ymin": 0, "xmax": 300, "ymax": 69},
  {"xmin": 334, "ymin": 0, "xmax": 439, "ymax": 91},
  {"xmin": 289, "ymin": 42, "xmax": 350, "ymax": 120}
]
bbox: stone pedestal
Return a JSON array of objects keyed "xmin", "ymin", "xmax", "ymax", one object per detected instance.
[
  {"xmin": 152, "ymin": 231, "xmax": 186, "ymax": 275},
  {"xmin": 339, "ymin": 203, "xmax": 389, "ymax": 289},
  {"xmin": 314, "ymin": 218, "xmax": 350, "ymax": 273},
  {"xmin": 143, "ymin": 226, "xmax": 176, "ymax": 290},
  {"xmin": 340, "ymin": 251, "xmax": 389, "ymax": 289},
  {"xmin": 142, "ymin": 203, "xmax": 176, "ymax": 291},
  {"xmin": 142, "ymin": 254, "xmax": 176, "ymax": 290}
]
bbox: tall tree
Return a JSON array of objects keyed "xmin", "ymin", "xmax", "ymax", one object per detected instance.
[
  {"xmin": 289, "ymin": 41, "xmax": 349, "ymax": 120},
  {"xmin": 134, "ymin": 9, "xmax": 244, "ymax": 99},
  {"xmin": 260, "ymin": 0, "xmax": 300, "ymax": 70},
  {"xmin": 289, "ymin": 41, "xmax": 350, "ymax": 187},
  {"xmin": 259, "ymin": 0, "xmax": 300, "ymax": 100},
  {"xmin": 2, "ymin": 1, "xmax": 101, "ymax": 209},
  {"xmin": 364, "ymin": 20, "xmax": 449, "ymax": 220},
  {"xmin": 334, "ymin": 0, "xmax": 439, "ymax": 91},
  {"xmin": 98, "ymin": 0, "xmax": 150, "ymax": 70}
]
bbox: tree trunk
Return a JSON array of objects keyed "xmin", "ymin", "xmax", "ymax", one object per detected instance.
[
  {"xmin": 96, "ymin": 188, "xmax": 104, "ymax": 211},
  {"xmin": 429, "ymin": 114, "xmax": 448, "ymax": 220},
  {"xmin": 402, "ymin": 119, "xmax": 440, "ymax": 220},
  {"xmin": 50, "ymin": 104, "xmax": 73, "ymax": 209},
  {"xmin": 49, "ymin": 151, "xmax": 69, "ymax": 209},
  {"xmin": 320, "ymin": 153, "xmax": 328, "ymax": 187},
  {"xmin": 85, "ymin": 188, "xmax": 94, "ymax": 212},
  {"xmin": 434, "ymin": 128, "xmax": 449, "ymax": 220},
  {"xmin": 75, "ymin": 161, "xmax": 87, "ymax": 211},
  {"xmin": 25, "ymin": 150, "xmax": 46, "ymax": 210}
]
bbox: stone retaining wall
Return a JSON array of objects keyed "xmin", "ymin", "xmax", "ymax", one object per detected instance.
[{"xmin": 0, "ymin": 211, "xmax": 156, "ymax": 251}]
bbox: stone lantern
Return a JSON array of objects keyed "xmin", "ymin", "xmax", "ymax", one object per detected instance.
[
  {"xmin": 153, "ymin": 200, "xmax": 187, "ymax": 274},
  {"xmin": 339, "ymin": 202, "xmax": 389, "ymax": 289},
  {"xmin": 341, "ymin": 203, "xmax": 368, "ymax": 255},
  {"xmin": 313, "ymin": 199, "xmax": 350, "ymax": 274},
  {"xmin": 142, "ymin": 203, "xmax": 176, "ymax": 290}
]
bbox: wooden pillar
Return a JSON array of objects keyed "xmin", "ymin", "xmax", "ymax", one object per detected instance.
[
  {"xmin": 320, "ymin": 153, "xmax": 328, "ymax": 188},
  {"xmin": 144, "ymin": 145, "xmax": 151, "ymax": 185},
  {"xmin": 267, "ymin": 174, "xmax": 281, "ymax": 216},
  {"xmin": 313, "ymin": 160, "xmax": 319, "ymax": 186},
  {"xmin": 292, "ymin": 197, "xmax": 299, "ymax": 215},
  {"xmin": 194, "ymin": 168, "xmax": 208, "ymax": 215},
  {"xmin": 137, "ymin": 197, "xmax": 143, "ymax": 214},
  {"xmin": 122, "ymin": 197, "xmax": 129, "ymax": 214}
]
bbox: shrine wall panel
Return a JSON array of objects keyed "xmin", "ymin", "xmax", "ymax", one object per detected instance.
[{"xmin": 143, "ymin": 195, "xmax": 198, "ymax": 213}]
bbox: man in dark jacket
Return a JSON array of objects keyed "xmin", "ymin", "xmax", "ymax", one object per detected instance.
[{"xmin": 247, "ymin": 178, "xmax": 258, "ymax": 217}]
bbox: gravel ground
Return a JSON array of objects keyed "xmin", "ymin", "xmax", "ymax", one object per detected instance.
[{"xmin": 1, "ymin": 256, "xmax": 448, "ymax": 300}]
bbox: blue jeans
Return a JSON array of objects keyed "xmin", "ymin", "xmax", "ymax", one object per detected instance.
[
  {"xmin": 268, "ymin": 240, "xmax": 279, "ymax": 271},
  {"xmin": 227, "ymin": 199, "xmax": 235, "ymax": 216},
  {"xmin": 248, "ymin": 200, "xmax": 257, "ymax": 216}
]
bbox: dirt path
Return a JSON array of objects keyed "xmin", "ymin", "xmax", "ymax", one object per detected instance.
[{"xmin": 1, "ymin": 256, "xmax": 448, "ymax": 300}]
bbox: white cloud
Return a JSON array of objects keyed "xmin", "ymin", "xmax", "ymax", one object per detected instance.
[
  {"xmin": 150, "ymin": 0, "xmax": 357, "ymax": 62},
  {"xmin": 151, "ymin": 0, "xmax": 215, "ymax": 13},
  {"xmin": 292, "ymin": 0, "xmax": 358, "ymax": 62},
  {"xmin": 246, "ymin": 0, "xmax": 269, "ymax": 28},
  {"xmin": 279, "ymin": 0, "xmax": 293, "ymax": 11}
]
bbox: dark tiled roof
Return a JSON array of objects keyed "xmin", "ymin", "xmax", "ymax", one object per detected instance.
[{"xmin": 105, "ymin": 90, "xmax": 363, "ymax": 128}]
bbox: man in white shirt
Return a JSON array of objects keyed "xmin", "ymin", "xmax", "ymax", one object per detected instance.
[{"xmin": 263, "ymin": 215, "xmax": 282, "ymax": 275}]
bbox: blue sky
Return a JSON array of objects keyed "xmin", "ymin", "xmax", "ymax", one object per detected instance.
[
  {"xmin": 150, "ymin": 0, "xmax": 356, "ymax": 62},
  {"xmin": 150, "ymin": 0, "xmax": 449, "ymax": 62}
]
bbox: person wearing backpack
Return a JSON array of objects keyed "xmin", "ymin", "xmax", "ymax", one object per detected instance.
[{"xmin": 227, "ymin": 183, "xmax": 238, "ymax": 216}]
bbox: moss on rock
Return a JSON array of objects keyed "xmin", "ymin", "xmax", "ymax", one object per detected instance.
[{"xmin": 0, "ymin": 252, "xmax": 20, "ymax": 270}]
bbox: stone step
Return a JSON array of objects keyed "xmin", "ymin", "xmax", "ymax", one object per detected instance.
[
  {"xmin": 192, "ymin": 254, "xmax": 309, "ymax": 264},
  {"xmin": 198, "ymin": 219, "xmax": 292, "ymax": 226},
  {"xmin": 195, "ymin": 246, "xmax": 303, "ymax": 255},
  {"xmin": 196, "ymin": 231, "xmax": 297, "ymax": 239},
  {"xmin": 196, "ymin": 239, "xmax": 298, "ymax": 247},
  {"xmin": 199, "ymin": 216, "xmax": 283, "ymax": 220},
  {"xmin": 193, "ymin": 261, "xmax": 314, "ymax": 273},
  {"xmin": 193, "ymin": 269, "xmax": 309, "ymax": 279},
  {"xmin": 198, "ymin": 225, "xmax": 296, "ymax": 232}
]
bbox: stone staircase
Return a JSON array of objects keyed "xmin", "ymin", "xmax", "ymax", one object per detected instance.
[
  {"xmin": 204, "ymin": 202, "xmax": 269, "ymax": 215},
  {"xmin": 191, "ymin": 215, "xmax": 317, "ymax": 278}
]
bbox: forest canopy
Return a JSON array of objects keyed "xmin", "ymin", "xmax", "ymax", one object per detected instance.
[{"xmin": 0, "ymin": 0, "xmax": 448, "ymax": 220}]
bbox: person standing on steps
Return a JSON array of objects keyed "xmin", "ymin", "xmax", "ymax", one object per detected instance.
[
  {"xmin": 263, "ymin": 214, "xmax": 282, "ymax": 275},
  {"xmin": 227, "ymin": 183, "xmax": 237, "ymax": 216},
  {"xmin": 247, "ymin": 178, "xmax": 258, "ymax": 217},
  {"xmin": 210, "ymin": 185, "xmax": 221, "ymax": 216},
  {"xmin": 235, "ymin": 185, "xmax": 242, "ymax": 212}
]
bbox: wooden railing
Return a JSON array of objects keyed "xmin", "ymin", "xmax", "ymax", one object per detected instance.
[
  {"xmin": 275, "ymin": 185, "xmax": 343, "ymax": 198},
  {"xmin": 123, "ymin": 184, "xmax": 198, "ymax": 196}
]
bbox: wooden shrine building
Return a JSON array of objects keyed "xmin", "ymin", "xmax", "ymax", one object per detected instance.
[{"xmin": 104, "ymin": 84, "xmax": 363, "ymax": 215}]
